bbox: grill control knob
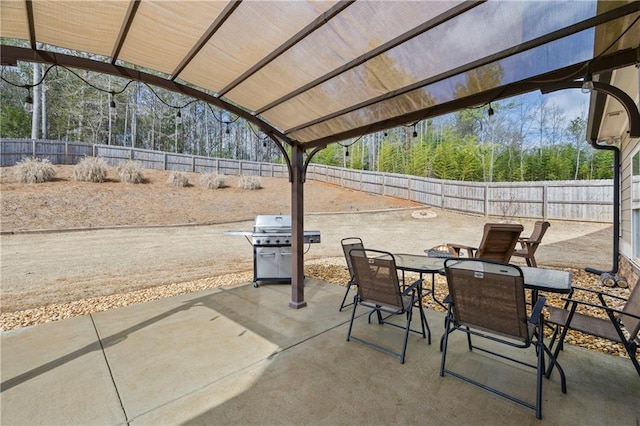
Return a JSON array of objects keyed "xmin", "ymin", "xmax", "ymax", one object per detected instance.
[
  {"xmin": 275, "ymin": 239, "xmax": 280, "ymax": 244},
  {"xmin": 255, "ymin": 239, "xmax": 260, "ymax": 244}
]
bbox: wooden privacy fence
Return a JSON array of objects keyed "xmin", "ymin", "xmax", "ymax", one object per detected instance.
[
  {"xmin": 0, "ymin": 139, "xmax": 288, "ymax": 178},
  {"xmin": 1, "ymin": 139, "xmax": 613, "ymax": 222},
  {"xmin": 306, "ymin": 165, "xmax": 613, "ymax": 223}
]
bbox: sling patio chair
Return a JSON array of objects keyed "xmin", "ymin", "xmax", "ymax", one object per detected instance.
[
  {"xmin": 440, "ymin": 258, "xmax": 566, "ymax": 419},
  {"xmin": 339, "ymin": 237, "xmax": 364, "ymax": 312},
  {"xmin": 347, "ymin": 248, "xmax": 428, "ymax": 363},
  {"xmin": 447, "ymin": 223, "xmax": 524, "ymax": 263},
  {"xmin": 512, "ymin": 221, "xmax": 551, "ymax": 267},
  {"xmin": 545, "ymin": 278, "xmax": 640, "ymax": 377}
]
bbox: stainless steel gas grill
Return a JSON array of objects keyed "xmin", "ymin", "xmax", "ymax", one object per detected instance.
[{"xmin": 225, "ymin": 215, "xmax": 321, "ymax": 287}]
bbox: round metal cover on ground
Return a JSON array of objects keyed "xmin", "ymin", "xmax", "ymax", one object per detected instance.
[
  {"xmin": 426, "ymin": 244, "xmax": 453, "ymax": 258},
  {"xmin": 411, "ymin": 210, "xmax": 437, "ymax": 219}
]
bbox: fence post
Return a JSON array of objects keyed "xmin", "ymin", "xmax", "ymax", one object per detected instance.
[
  {"xmin": 407, "ymin": 177, "xmax": 411, "ymax": 200},
  {"xmin": 484, "ymin": 183, "xmax": 489, "ymax": 217},
  {"xmin": 543, "ymin": 183, "xmax": 548, "ymax": 220},
  {"xmin": 163, "ymin": 152, "xmax": 167, "ymax": 170},
  {"xmin": 65, "ymin": 142, "xmax": 69, "ymax": 164},
  {"xmin": 192, "ymin": 155, "xmax": 195, "ymax": 173}
]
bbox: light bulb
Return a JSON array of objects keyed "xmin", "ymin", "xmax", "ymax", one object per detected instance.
[
  {"xmin": 24, "ymin": 94, "xmax": 33, "ymax": 113},
  {"xmin": 581, "ymin": 74, "xmax": 594, "ymax": 94}
]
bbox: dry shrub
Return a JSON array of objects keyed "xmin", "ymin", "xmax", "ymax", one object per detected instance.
[
  {"xmin": 74, "ymin": 156, "xmax": 108, "ymax": 183},
  {"xmin": 167, "ymin": 172, "xmax": 189, "ymax": 187},
  {"xmin": 238, "ymin": 174, "xmax": 262, "ymax": 190},
  {"xmin": 117, "ymin": 160, "xmax": 144, "ymax": 184},
  {"xmin": 14, "ymin": 157, "xmax": 56, "ymax": 183},
  {"xmin": 199, "ymin": 173, "xmax": 225, "ymax": 189}
]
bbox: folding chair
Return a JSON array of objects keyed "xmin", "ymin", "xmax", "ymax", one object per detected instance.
[
  {"xmin": 347, "ymin": 248, "xmax": 428, "ymax": 363},
  {"xmin": 546, "ymin": 279, "xmax": 640, "ymax": 376},
  {"xmin": 447, "ymin": 223, "xmax": 524, "ymax": 262},
  {"xmin": 339, "ymin": 237, "xmax": 364, "ymax": 312},
  {"xmin": 512, "ymin": 221, "xmax": 551, "ymax": 267},
  {"xmin": 440, "ymin": 258, "xmax": 566, "ymax": 419}
]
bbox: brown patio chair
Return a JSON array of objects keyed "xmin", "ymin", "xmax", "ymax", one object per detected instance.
[
  {"xmin": 347, "ymin": 248, "xmax": 428, "ymax": 363},
  {"xmin": 447, "ymin": 223, "xmax": 524, "ymax": 262},
  {"xmin": 546, "ymin": 279, "xmax": 640, "ymax": 376},
  {"xmin": 440, "ymin": 258, "xmax": 566, "ymax": 419},
  {"xmin": 512, "ymin": 221, "xmax": 551, "ymax": 267},
  {"xmin": 339, "ymin": 237, "xmax": 364, "ymax": 311}
]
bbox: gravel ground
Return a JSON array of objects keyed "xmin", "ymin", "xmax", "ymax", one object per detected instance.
[
  {"xmin": 0, "ymin": 164, "xmax": 633, "ymax": 360},
  {"xmin": 0, "ymin": 256, "xmax": 631, "ymax": 359}
]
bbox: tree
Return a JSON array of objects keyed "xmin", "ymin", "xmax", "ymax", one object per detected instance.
[{"xmin": 567, "ymin": 116, "xmax": 587, "ymax": 179}]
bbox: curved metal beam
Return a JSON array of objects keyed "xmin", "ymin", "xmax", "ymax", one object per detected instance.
[
  {"xmin": 267, "ymin": 134, "xmax": 292, "ymax": 182},
  {"xmin": 0, "ymin": 44, "xmax": 296, "ymax": 146},
  {"xmin": 302, "ymin": 146, "xmax": 324, "ymax": 183},
  {"xmin": 540, "ymin": 80, "xmax": 640, "ymax": 137}
]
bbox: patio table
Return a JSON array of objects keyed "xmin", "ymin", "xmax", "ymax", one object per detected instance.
[
  {"xmin": 392, "ymin": 254, "xmax": 572, "ymax": 308},
  {"xmin": 393, "ymin": 254, "xmax": 447, "ymax": 310}
]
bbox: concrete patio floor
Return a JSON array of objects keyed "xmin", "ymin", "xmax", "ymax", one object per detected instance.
[{"xmin": 1, "ymin": 278, "xmax": 638, "ymax": 425}]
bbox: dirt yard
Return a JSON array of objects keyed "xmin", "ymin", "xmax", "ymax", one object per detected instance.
[{"xmin": 0, "ymin": 164, "xmax": 622, "ymax": 347}]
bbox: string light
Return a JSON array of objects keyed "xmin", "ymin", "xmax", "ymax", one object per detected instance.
[
  {"xmin": 581, "ymin": 73, "xmax": 594, "ymax": 94},
  {"xmin": 23, "ymin": 89, "xmax": 33, "ymax": 113},
  {"xmin": 487, "ymin": 103, "xmax": 495, "ymax": 122},
  {"xmin": 109, "ymin": 92, "xmax": 117, "ymax": 116},
  {"xmin": 176, "ymin": 109, "xmax": 182, "ymax": 125}
]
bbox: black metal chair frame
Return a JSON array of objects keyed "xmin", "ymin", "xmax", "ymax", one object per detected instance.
[
  {"xmin": 339, "ymin": 237, "xmax": 364, "ymax": 312},
  {"xmin": 440, "ymin": 258, "xmax": 566, "ymax": 419},
  {"xmin": 346, "ymin": 248, "xmax": 428, "ymax": 364},
  {"xmin": 546, "ymin": 284, "xmax": 640, "ymax": 377}
]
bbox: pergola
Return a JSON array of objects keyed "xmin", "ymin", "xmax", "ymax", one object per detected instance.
[{"xmin": 2, "ymin": 0, "xmax": 639, "ymax": 308}]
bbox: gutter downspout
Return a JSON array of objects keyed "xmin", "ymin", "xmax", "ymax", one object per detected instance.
[{"xmin": 584, "ymin": 140, "xmax": 620, "ymax": 278}]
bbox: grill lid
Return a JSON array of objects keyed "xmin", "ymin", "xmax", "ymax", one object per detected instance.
[{"xmin": 253, "ymin": 215, "xmax": 291, "ymax": 233}]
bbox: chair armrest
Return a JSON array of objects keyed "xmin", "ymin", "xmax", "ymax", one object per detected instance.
[
  {"xmin": 530, "ymin": 296, "xmax": 547, "ymax": 324},
  {"xmin": 446, "ymin": 243, "xmax": 477, "ymax": 257},
  {"xmin": 401, "ymin": 278, "xmax": 423, "ymax": 297},
  {"xmin": 558, "ymin": 297, "xmax": 640, "ymax": 321},
  {"xmin": 567, "ymin": 285, "xmax": 629, "ymax": 302}
]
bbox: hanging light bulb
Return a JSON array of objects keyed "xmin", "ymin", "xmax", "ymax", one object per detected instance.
[
  {"xmin": 109, "ymin": 93, "xmax": 117, "ymax": 116},
  {"xmin": 487, "ymin": 104, "xmax": 495, "ymax": 122},
  {"xmin": 176, "ymin": 109, "xmax": 182, "ymax": 125},
  {"xmin": 412, "ymin": 124, "xmax": 418, "ymax": 138},
  {"xmin": 345, "ymin": 146, "xmax": 349, "ymax": 157},
  {"xmin": 263, "ymin": 140, "xmax": 267, "ymax": 148},
  {"xmin": 24, "ymin": 89, "xmax": 33, "ymax": 113},
  {"xmin": 581, "ymin": 73, "xmax": 594, "ymax": 94},
  {"xmin": 225, "ymin": 122, "xmax": 230, "ymax": 134}
]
